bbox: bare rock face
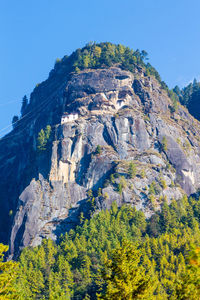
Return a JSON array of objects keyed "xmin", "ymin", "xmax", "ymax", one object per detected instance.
[{"xmin": 1, "ymin": 66, "xmax": 200, "ymax": 256}]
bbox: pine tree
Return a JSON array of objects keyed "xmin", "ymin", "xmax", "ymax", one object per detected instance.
[
  {"xmin": 128, "ymin": 162, "xmax": 137, "ymax": 178},
  {"xmin": 37, "ymin": 125, "xmax": 51, "ymax": 151},
  {"xmin": 98, "ymin": 241, "xmax": 154, "ymax": 299},
  {"xmin": 175, "ymin": 247, "xmax": 200, "ymax": 299},
  {"xmin": 45, "ymin": 125, "xmax": 51, "ymax": 140},
  {"xmin": 37, "ymin": 129, "xmax": 46, "ymax": 151},
  {"xmin": 21, "ymin": 95, "xmax": 28, "ymax": 116},
  {"xmin": 12, "ymin": 115, "xmax": 19, "ymax": 129},
  {"xmin": 0, "ymin": 244, "xmax": 19, "ymax": 299},
  {"xmin": 161, "ymin": 136, "xmax": 168, "ymax": 152}
]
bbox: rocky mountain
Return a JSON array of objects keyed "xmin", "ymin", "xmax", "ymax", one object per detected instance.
[{"xmin": 1, "ymin": 43, "xmax": 200, "ymax": 257}]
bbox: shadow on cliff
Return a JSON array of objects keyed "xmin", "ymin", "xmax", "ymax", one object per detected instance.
[
  {"xmin": 53, "ymin": 166, "xmax": 116, "ymax": 241},
  {"xmin": 52, "ymin": 197, "xmax": 90, "ymax": 239},
  {"xmin": 1, "ymin": 137, "xmax": 53, "ymax": 245}
]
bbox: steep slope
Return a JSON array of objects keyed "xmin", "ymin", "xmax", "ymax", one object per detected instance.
[{"xmin": 1, "ymin": 44, "xmax": 200, "ymax": 257}]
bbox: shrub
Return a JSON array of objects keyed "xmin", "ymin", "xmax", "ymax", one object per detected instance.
[
  {"xmin": 159, "ymin": 177, "xmax": 167, "ymax": 189},
  {"xmin": 161, "ymin": 136, "xmax": 168, "ymax": 152},
  {"xmin": 117, "ymin": 183, "xmax": 123, "ymax": 195},
  {"xmin": 140, "ymin": 169, "xmax": 146, "ymax": 179},
  {"xmin": 37, "ymin": 125, "xmax": 52, "ymax": 151},
  {"xmin": 149, "ymin": 181, "xmax": 156, "ymax": 195},
  {"xmin": 128, "ymin": 162, "xmax": 137, "ymax": 179},
  {"xmin": 110, "ymin": 174, "xmax": 115, "ymax": 184},
  {"xmin": 95, "ymin": 145, "xmax": 102, "ymax": 155},
  {"xmin": 104, "ymin": 192, "xmax": 109, "ymax": 200},
  {"xmin": 120, "ymin": 176, "xmax": 127, "ymax": 189},
  {"xmin": 149, "ymin": 195, "xmax": 156, "ymax": 206}
]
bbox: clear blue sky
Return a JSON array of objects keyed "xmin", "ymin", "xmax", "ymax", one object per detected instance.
[{"xmin": 1, "ymin": 0, "xmax": 200, "ymax": 136}]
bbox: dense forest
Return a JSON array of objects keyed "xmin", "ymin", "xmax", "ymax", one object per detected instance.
[{"xmin": 1, "ymin": 195, "xmax": 200, "ymax": 299}]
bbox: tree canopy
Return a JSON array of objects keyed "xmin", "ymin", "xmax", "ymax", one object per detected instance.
[
  {"xmin": 0, "ymin": 244, "xmax": 18, "ymax": 299},
  {"xmin": 4, "ymin": 194, "xmax": 200, "ymax": 299}
]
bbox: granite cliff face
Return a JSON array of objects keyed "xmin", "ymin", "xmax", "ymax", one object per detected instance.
[{"xmin": 1, "ymin": 64, "xmax": 200, "ymax": 256}]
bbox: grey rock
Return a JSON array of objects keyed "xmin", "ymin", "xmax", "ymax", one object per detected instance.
[{"xmin": 1, "ymin": 66, "xmax": 200, "ymax": 256}]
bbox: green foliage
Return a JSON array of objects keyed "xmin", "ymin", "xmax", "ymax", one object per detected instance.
[
  {"xmin": 149, "ymin": 181, "xmax": 156, "ymax": 195},
  {"xmin": 0, "ymin": 244, "xmax": 19, "ymax": 299},
  {"xmin": 37, "ymin": 129, "xmax": 45, "ymax": 150},
  {"xmin": 120, "ymin": 176, "xmax": 127, "ymax": 189},
  {"xmin": 184, "ymin": 139, "xmax": 191, "ymax": 152},
  {"xmin": 15, "ymin": 239, "xmax": 73, "ymax": 299},
  {"xmin": 117, "ymin": 183, "xmax": 123, "ymax": 195},
  {"xmin": 149, "ymin": 194, "xmax": 156, "ymax": 207},
  {"xmin": 110, "ymin": 174, "xmax": 115, "ymax": 184},
  {"xmin": 11, "ymin": 195, "xmax": 200, "ymax": 299},
  {"xmin": 159, "ymin": 177, "xmax": 167, "ymax": 189},
  {"xmin": 140, "ymin": 169, "xmax": 146, "ymax": 179},
  {"xmin": 79, "ymin": 212, "xmax": 85, "ymax": 224},
  {"xmin": 21, "ymin": 95, "xmax": 28, "ymax": 116},
  {"xmin": 173, "ymin": 78, "xmax": 200, "ymax": 120},
  {"xmin": 128, "ymin": 162, "xmax": 137, "ymax": 179},
  {"xmin": 45, "ymin": 125, "xmax": 51, "ymax": 140},
  {"xmin": 87, "ymin": 189, "xmax": 93, "ymax": 198},
  {"xmin": 55, "ymin": 58, "xmax": 61, "ymax": 63},
  {"xmin": 95, "ymin": 145, "xmax": 102, "ymax": 155},
  {"xmin": 98, "ymin": 241, "xmax": 153, "ymax": 299},
  {"xmin": 161, "ymin": 136, "xmax": 168, "ymax": 152},
  {"xmin": 168, "ymin": 90, "xmax": 179, "ymax": 113},
  {"xmin": 51, "ymin": 42, "xmax": 167, "ymax": 87},
  {"xmin": 117, "ymin": 176, "xmax": 127, "ymax": 195},
  {"xmin": 104, "ymin": 192, "xmax": 109, "ymax": 200},
  {"xmin": 174, "ymin": 247, "xmax": 200, "ymax": 299},
  {"xmin": 37, "ymin": 125, "xmax": 52, "ymax": 151}
]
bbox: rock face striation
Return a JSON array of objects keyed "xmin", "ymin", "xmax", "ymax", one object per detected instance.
[{"xmin": 1, "ymin": 64, "xmax": 200, "ymax": 256}]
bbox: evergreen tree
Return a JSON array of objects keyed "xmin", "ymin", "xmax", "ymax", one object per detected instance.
[
  {"xmin": 192, "ymin": 78, "xmax": 199, "ymax": 94},
  {"xmin": 98, "ymin": 241, "xmax": 154, "ymax": 299},
  {"xmin": 141, "ymin": 50, "xmax": 148, "ymax": 61},
  {"xmin": 12, "ymin": 195, "xmax": 200, "ymax": 299},
  {"xmin": 12, "ymin": 115, "xmax": 19, "ymax": 129},
  {"xmin": 0, "ymin": 244, "xmax": 19, "ymax": 299},
  {"xmin": 37, "ymin": 125, "xmax": 51, "ymax": 151},
  {"xmin": 21, "ymin": 95, "xmax": 28, "ymax": 116},
  {"xmin": 37, "ymin": 129, "xmax": 46, "ymax": 151},
  {"xmin": 128, "ymin": 162, "xmax": 137, "ymax": 179},
  {"xmin": 175, "ymin": 247, "xmax": 200, "ymax": 299}
]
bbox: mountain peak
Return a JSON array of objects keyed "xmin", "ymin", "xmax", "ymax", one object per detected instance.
[{"xmin": 1, "ymin": 44, "xmax": 200, "ymax": 256}]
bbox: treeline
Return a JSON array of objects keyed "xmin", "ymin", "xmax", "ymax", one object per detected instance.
[
  {"xmin": 1, "ymin": 195, "xmax": 200, "ymax": 299},
  {"xmin": 53, "ymin": 42, "xmax": 180, "ymax": 111},
  {"xmin": 173, "ymin": 79, "xmax": 200, "ymax": 120},
  {"xmin": 53, "ymin": 42, "xmax": 164, "ymax": 85}
]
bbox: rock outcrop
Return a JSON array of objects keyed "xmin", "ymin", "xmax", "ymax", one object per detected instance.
[{"xmin": 1, "ymin": 65, "xmax": 200, "ymax": 256}]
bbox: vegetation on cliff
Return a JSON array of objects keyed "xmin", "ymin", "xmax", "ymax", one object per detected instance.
[
  {"xmin": 52, "ymin": 42, "xmax": 166, "ymax": 88},
  {"xmin": 16, "ymin": 42, "xmax": 179, "ymax": 126}
]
